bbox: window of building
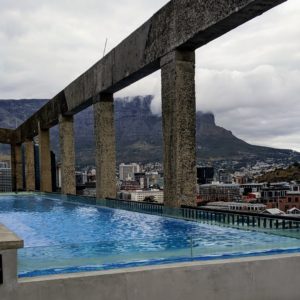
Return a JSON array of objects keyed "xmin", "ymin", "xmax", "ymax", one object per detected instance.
[{"xmin": 288, "ymin": 197, "xmax": 292, "ymax": 203}]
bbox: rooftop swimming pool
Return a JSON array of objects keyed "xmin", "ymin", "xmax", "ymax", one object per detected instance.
[{"xmin": 1, "ymin": 194, "xmax": 300, "ymax": 277}]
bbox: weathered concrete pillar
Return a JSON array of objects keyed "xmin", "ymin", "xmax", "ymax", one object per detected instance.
[
  {"xmin": 10, "ymin": 143, "xmax": 23, "ymax": 191},
  {"xmin": 38, "ymin": 125, "xmax": 52, "ymax": 192},
  {"xmin": 93, "ymin": 93, "xmax": 117, "ymax": 199},
  {"xmin": 10, "ymin": 144, "xmax": 17, "ymax": 192},
  {"xmin": 0, "ymin": 224, "xmax": 23, "ymax": 299},
  {"xmin": 24, "ymin": 140, "xmax": 35, "ymax": 191},
  {"xmin": 160, "ymin": 50, "xmax": 197, "ymax": 208},
  {"xmin": 59, "ymin": 115, "xmax": 76, "ymax": 195}
]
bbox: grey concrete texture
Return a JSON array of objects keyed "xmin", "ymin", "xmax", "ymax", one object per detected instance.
[
  {"xmin": 161, "ymin": 50, "xmax": 197, "ymax": 207},
  {"xmin": 1, "ymin": 254, "xmax": 300, "ymax": 300},
  {"xmin": 93, "ymin": 94, "xmax": 117, "ymax": 199},
  {"xmin": 38, "ymin": 126, "xmax": 52, "ymax": 192},
  {"xmin": 24, "ymin": 140, "xmax": 36, "ymax": 191},
  {"xmin": 59, "ymin": 115, "xmax": 76, "ymax": 195},
  {"xmin": 10, "ymin": 144, "xmax": 17, "ymax": 192},
  {"xmin": 14, "ymin": 144, "xmax": 23, "ymax": 191},
  {"xmin": 16, "ymin": 92, "xmax": 68, "ymax": 143},
  {"xmin": 0, "ymin": 224, "xmax": 23, "ymax": 251},
  {"xmin": 0, "ymin": 128, "xmax": 14, "ymax": 144},
  {"xmin": 7, "ymin": 0, "xmax": 286, "ymax": 143},
  {"xmin": 0, "ymin": 249, "xmax": 18, "ymax": 300}
]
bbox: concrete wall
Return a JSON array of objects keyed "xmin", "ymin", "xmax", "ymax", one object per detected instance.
[{"xmin": 0, "ymin": 254, "xmax": 299, "ymax": 300}]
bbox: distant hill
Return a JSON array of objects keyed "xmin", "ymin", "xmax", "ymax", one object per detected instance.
[
  {"xmin": 0, "ymin": 96, "xmax": 299, "ymax": 167},
  {"xmin": 257, "ymin": 163, "xmax": 300, "ymax": 183}
]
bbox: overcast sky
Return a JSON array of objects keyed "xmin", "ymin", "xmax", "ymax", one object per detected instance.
[{"xmin": 0, "ymin": 0, "xmax": 299, "ymax": 151}]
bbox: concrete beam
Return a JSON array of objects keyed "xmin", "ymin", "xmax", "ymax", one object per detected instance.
[
  {"xmin": 24, "ymin": 140, "xmax": 36, "ymax": 191},
  {"xmin": 13, "ymin": 0, "xmax": 286, "ymax": 142},
  {"xmin": 161, "ymin": 50, "xmax": 197, "ymax": 208},
  {"xmin": 94, "ymin": 94, "xmax": 117, "ymax": 199},
  {"xmin": 0, "ymin": 128, "xmax": 14, "ymax": 144},
  {"xmin": 59, "ymin": 115, "xmax": 76, "ymax": 195},
  {"xmin": 38, "ymin": 126, "xmax": 52, "ymax": 192},
  {"xmin": 15, "ymin": 92, "xmax": 68, "ymax": 143}
]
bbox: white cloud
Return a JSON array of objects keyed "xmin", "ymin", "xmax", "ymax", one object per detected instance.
[{"xmin": 0, "ymin": 0, "xmax": 300, "ymax": 152}]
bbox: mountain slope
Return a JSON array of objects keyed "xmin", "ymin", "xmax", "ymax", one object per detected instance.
[
  {"xmin": 257, "ymin": 163, "xmax": 300, "ymax": 183},
  {"xmin": 0, "ymin": 96, "xmax": 299, "ymax": 166}
]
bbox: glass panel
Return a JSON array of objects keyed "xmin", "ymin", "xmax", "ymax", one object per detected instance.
[{"xmin": 18, "ymin": 237, "xmax": 192, "ymax": 277}]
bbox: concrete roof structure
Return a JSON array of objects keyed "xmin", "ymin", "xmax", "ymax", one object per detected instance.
[
  {"xmin": 0, "ymin": 0, "xmax": 286, "ymax": 144},
  {"xmin": 262, "ymin": 208, "xmax": 285, "ymax": 215}
]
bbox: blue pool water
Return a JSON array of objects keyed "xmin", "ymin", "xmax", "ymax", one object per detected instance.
[{"xmin": 1, "ymin": 194, "xmax": 300, "ymax": 277}]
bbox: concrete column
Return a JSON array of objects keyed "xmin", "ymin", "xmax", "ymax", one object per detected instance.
[
  {"xmin": 10, "ymin": 144, "xmax": 17, "ymax": 192},
  {"xmin": 93, "ymin": 93, "xmax": 117, "ymax": 199},
  {"xmin": 160, "ymin": 50, "xmax": 197, "ymax": 208},
  {"xmin": 38, "ymin": 125, "xmax": 52, "ymax": 192},
  {"xmin": 10, "ymin": 144, "xmax": 23, "ymax": 191},
  {"xmin": 24, "ymin": 140, "xmax": 35, "ymax": 191},
  {"xmin": 59, "ymin": 115, "xmax": 76, "ymax": 195},
  {"xmin": 0, "ymin": 224, "xmax": 23, "ymax": 299}
]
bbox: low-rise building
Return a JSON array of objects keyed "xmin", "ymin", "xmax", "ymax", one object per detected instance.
[
  {"xmin": 287, "ymin": 207, "xmax": 300, "ymax": 215},
  {"xmin": 261, "ymin": 182, "xmax": 290, "ymax": 202},
  {"xmin": 240, "ymin": 183, "xmax": 264, "ymax": 195},
  {"xmin": 262, "ymin": 208, "xmax": 285, "ymax": 216},
  {"xmin": 118, "ymin": 190, "xmax": 164, "ymax": 203},
  {"xmin": 131, "ymin": 190, "xmax": 163, "ymax": 203},
  {"xmin": 198, "ymin": 183, "xmax": 241, "ymax": 203},
  {"xmin": 204, "ymin": 201, "xmax": 266, "ymax": 212},
  {"xmin": 120, "ymin": 180, "xmax": 141, "ymax": 191},
  {"xmin": 278, "ymin": 191, "xmax": 300, "ymax": 212}
]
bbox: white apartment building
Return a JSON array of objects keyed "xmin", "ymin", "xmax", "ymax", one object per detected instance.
[
  {"xmin": 120, "ymin": 190, "xmax": 164, "ymax": 203},
  {"xmin": 131, "ymin": 190, "xmax": 163, "ymax": 203},
  {"xmin": 119, "ymin": 163, "xmax": 140, "ymax": 181}
]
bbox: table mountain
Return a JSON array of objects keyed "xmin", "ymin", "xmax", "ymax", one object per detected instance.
[{"xmin": 0, "ymin": 96, "xmax": 299, "ymax": 166}]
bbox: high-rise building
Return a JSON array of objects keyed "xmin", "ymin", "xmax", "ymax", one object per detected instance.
[
  {"xmin": 218, "ymin": 169, "xmax": 232, "ymax": 184},
  {"xmin": 197, "ymin": 167, "xmax": 214, "ymax": 185},
  {"xmin": 119, "ymin": 163, "xmax": 140, "ymax": 181}
]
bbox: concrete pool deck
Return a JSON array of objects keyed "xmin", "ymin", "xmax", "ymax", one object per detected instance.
[
  {"xmin": 1, "ymin": 224, "xmax": 300, "ymax": 300},
  {"xmin": 0, "ymin": 224, "xmax": 23, "ymax": 251}
]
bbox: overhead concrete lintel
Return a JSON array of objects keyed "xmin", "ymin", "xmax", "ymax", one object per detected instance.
[
  {"xmin": 0, "ymin": 128, "xmax": 15, "ymax": 144},
  {"xmin": 160, "ymin": 50, "xmax": 195, "ymax": 67}
]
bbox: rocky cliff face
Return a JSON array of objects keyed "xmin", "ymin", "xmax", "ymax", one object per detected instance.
[{"xmin": 0, "ymin": 96, "xmax": 299, "ymax": 166}]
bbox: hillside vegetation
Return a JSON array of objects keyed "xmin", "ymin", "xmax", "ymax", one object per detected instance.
[{"xmin": 257, "ymin": 163, "xmax": 300, "ymax": 183}]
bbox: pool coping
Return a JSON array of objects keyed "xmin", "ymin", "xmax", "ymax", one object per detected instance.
[
  {"xmin": 0, "ymin": 223, "xmax": 24, "ymax": 251},
  {"xmin": 18, "ymin": 252, "xmax": 300, "ymax": 283}
]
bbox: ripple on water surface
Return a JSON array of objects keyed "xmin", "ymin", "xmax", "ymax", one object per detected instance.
[{"xmin": 1, "ymin": 194, "xmax": 300, "ymax": 277}]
